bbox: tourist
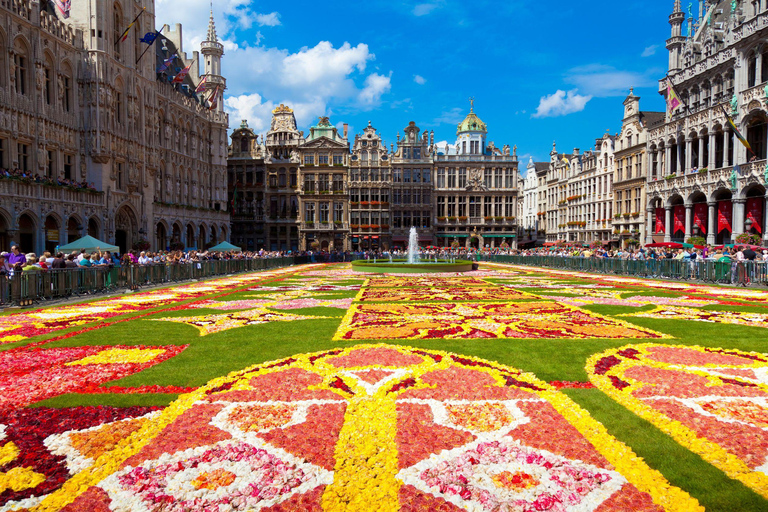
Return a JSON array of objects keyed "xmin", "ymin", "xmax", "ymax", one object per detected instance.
[
  {"xmin": 64, "ymin": 254, "xmax": 78, "ymax": 268},
  {"xmin": 8, "ymin": 246, "xmax": 26, "ymax": 267},
  {"xmin": 21, "ymin": 257, "xmax": 39, "ymax": 273},
  {"xmin": 51, "ymin": 253, "xmax": 66, "ymax": 269},
  {"xmin": 78, "ymin": 254, "xmax": 92, "ymax": 267}
]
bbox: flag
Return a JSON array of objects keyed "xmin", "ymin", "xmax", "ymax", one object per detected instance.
[
  {"xmin": 722, "ymin": 106, "xmax": 753, "ymax": 153},
  {"xmin": 655, "ymin": 208, "xmax": 666, "ymax": 234},
  {"xmin": 53, "ymin": 0, "xmax": 71, "ymax": 19},
  {"xmin": 172, "ymin": 63, "xmax": 192, "ymax": 84},
  {"xmin": 208, "ymin": 86, "xmax": 220, "ymax": 110},
  {"xmin": 116, "ymin": 8, "xmax": 146, "ymax": 46},
  {"xmin": 666, "ymin": 78, "xmax": 681, "ymax": 112},
  {"xmin": 157, "ymin": 54, "xmax": 176, "ymax": 73},
  {"xmin": 230, "ymin": 182, "xmax": 238, "ymax": 214},
  {"xmin": 718, "ymin": 200, "xmax": 733, "ymax": 233},
  {"xmin": 195, "ymin": 75, "xmax": 208, "ymax": 93},
  {"xmin": 140, "ymin": 31, "xmax": 160, "ymax": 45}
]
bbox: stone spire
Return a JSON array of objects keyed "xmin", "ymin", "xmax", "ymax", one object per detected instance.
[
  {"xmin": 206, "ymin": 4, "xmax": 218, "ymax": 43},
  {"xmin": 673, "ymin": 0, "xmax": 682, "ymax": 13}
]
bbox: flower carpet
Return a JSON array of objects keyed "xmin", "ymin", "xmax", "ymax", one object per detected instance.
[
  {"xmin": 38, "ymin": 346, "xmax": 699, "ymax": 512},
  {"xmin": 587, "ymin": 344, "xmax": 768, "ymax": 498},
  {"xmin": 3, "ymin": 262, "xmax": 768, "ymax": 510}
]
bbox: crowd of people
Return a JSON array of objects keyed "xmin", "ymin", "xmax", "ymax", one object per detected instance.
[
  {"xmin": 0, "ymin": 245, "xmax": 296, "ymax": 277},
  {"xmin": 1, "ymin": 167, "xmax": 98, "ymax": 191}
]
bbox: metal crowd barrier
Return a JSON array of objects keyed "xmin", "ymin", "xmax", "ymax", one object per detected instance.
[
  {"xmin": 0, "ymin": 257, "xmax": 296, "ymax": 307},
  {"xmin": 481, "ymin": 255, "xmax": 768, "ymax": 286}
]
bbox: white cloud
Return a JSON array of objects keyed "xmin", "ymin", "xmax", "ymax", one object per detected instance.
[
  {"xmin": 564, "ymin": 64, "xmax": 656, "ymax": 97},
  {"xmin": 413, "ymin": 2, "xmax": 443, "ymax": 16},
  {"xmin": 641, "ymin": 45, "xmax": 658, "ymax": 58},
  {"xmin": 255, "ymin": 12, "xmax": 281, "ymax": 27},
  {"xmin": 413, "ymin": 75, "xmax": 427, "ymax": 85},
  {"xmin": 433, "ymin": 107, "xmax": 464, "ymax": 125},
  {"xmin": 532, "ymin": 90, "xmax": 592, "ymax": 118},
  {"xmin": 358, "ymin": 73, "xmax": 392, "ymax": 108},
  {"xmin": 155, "ymin": 1, "xmax": 393, "ymax": 132}
]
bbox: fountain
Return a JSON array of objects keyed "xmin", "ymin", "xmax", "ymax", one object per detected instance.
[{"xmin": 351, "ymin": 227, "xmax": 474, "ymax": 274}]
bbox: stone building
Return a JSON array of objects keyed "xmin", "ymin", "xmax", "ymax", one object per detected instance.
[
  {"xmin": 433, "ymin": 106, "xmax": 519, "ymax": 248},
  {"xmin": 521, "ymin": 159, "xmax": 548, "ymax": 245},
  {"xmin": 647, "ymin": 0, "xmax": 768, "ymax": 246},
  {"xmin": 545, "ymin": 144, "xmax": 570, "ymax": 243},
  {"xmin": 613, "ymin": 90, "xmax": 664, "ymax": 247},
  {"xmin": 298, "ymin": 117, "xmax": 350, "ymax": 251},
  {"xmin": 349, "ymin": 122, "xmax": 391, "ymax": 251},
  {"xmin": 262, "ymin": 104, "xmax": 301, "ymax": 251},
  {"xmin": 227, "ymin": 120, "xmax": 266, "ymax": 251},
  {"xmin": 390, "ymin": 122, "xmax": 434, "ymax": 248},
  {"xmin": 0, "ymin": 0, "xmax": 229, "ymax": 254}
]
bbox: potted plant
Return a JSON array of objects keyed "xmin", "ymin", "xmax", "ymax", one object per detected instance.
[
  {"xmin": 448, "ymin": 216, "xmax": 457, "ymax": 222},
  {"xmin": 495, "ymin": 216, "xmax": 504, "ymax": 222},
  {"xmin": 686, "ymin": 236, "xmax": 706, "ymax": 246},
  {"xmin": 438, "ymin": 216, "xmax": 447, "ymax": 222},
  {"xmin": 458, "ymin": 216, "xmax": 468, "ymax": 221}
]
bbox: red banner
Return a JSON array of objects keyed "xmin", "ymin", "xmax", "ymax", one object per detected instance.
[
  {"xmin": 718, "ymin": 201, "xmax": 733, "ymax": 234},
  {"xmin": 673, "ymin": 205, "xmax": 685, "ymax": 234},
  {"xmin": 693, "ymin": 203, "xmax": 707, "ymax": 234},
  {"xmin": 655, "ymin": 208, "xmax": 665, "ymax": 233},
  {"xmin": 746, "ymin": 197, "xmax": 763, "ymax": 234}
]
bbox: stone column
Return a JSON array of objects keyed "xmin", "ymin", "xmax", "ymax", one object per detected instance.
[
  {"xmin": 764, "ymin": 195, "xmax": 768, "ymax": 244},
  {"xmin": 732, "ymin": 198, "xmax": 746, "ymax": 237},
  {"xmin": 698, "ymin": 137, "xmax": 705, "ymax": 169},
  {"xmin": 665, "ymin": 145, "xmax": 672, "ymax": 176},
  {"xmin": 685, "ymin": 204, "xmax": 693, "ymax": 239},
  {"xmin": 708, "ymin": 132, "xmax": 716, "ymax": 169},
  {"xmin": 664, "ymin": 207, "xmax": 672, "ymax": 242},
  {"xmin": 707, "ymin": 202, "xmax": 717, "ymax": 245},
  {"xmin": 685, "ymin": 137, "xmax": 693, "ymax": 172},
  {"xmin": 646, "ymin": 208, "xmax": 654, "ymax": 244}
]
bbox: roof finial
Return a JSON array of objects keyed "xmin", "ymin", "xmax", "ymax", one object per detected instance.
[
  {"xmin": 207, "ymin": 3, "xmax": 218, "ymax": 43},
  {"xmin": 673, "ymin": 0, "xmax": 682, "ymax": 13},
  {"xmin": 469, "ymin": 96, "xmax": 475, "ymax": 113}
]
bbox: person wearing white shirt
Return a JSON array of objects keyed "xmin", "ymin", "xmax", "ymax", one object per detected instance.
[{"xmin": 138, "ymin": 252, "xmax": 151, "ymax": 265}]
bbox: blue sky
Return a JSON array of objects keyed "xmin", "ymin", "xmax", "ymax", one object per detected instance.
[{"xmin": 156, "ymin": 0, "xmax": 676, "ymax": 170}]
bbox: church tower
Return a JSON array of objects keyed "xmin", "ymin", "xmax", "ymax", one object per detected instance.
[
  {"xmin": 666, "ymin": 0, "xmax": 686, "ymax": 72},
  {"xmin": 201, "ymin": 7, "xmax": 226, "ymax": 112}
]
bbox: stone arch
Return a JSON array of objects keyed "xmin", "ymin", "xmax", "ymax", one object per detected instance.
[
  {"xmin": 220, "ymin": 224, "xmax": 228, "ymax": 242},
  {"xmin": 186, "ymin": 223, "xmax": 196, "ymax": 249},
  {"xmin": 666, "ymin": 193, "xmax": 684, "ymax": 208},
  {"xmin": 155, "ymin": 219, "xmax": 169, "ymax": 251},
  {"xmin": 12, "ymin": 35, "xmax": 32, "ymax": 96},
  {"xmin": 171, "ymin": 221, "xmax": 183, "ymax": 248},
  {"xmin": 0, "ymin": 207, "xmax": 10, "ymax": 250},
  {"xmin": 66, "ymin": 214, "xmax": 83, "ymax": 244},
  {"xmin": 210, "ymin": 225, "xmax": 218, "ymax": 245},
  {"xmin": 744, "ymin": 111, "xmax": 768, "ymax": 160},
  {"xmin": 710, "ymin": 187, "xmax": 733, "ymax": 203},
  {"xmin": 43, "ymin": 214, "xmax": 62, "ymax": 254},
  {"xmin": 114, "ymin": 202, "xmax": 138, "ymax": 253},
  {"xmin": 198, "ymin": 223, "xmax": 207, "ymax": 249},
  {"xmin": 17, "ymin": 210, "xmax": 38, "ymax": 253},
  {"xmin": 88, "ymin": 216, "xmax": 101, "ymax": 239}
]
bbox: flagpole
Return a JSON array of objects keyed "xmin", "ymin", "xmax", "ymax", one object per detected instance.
[
  {"xmin": 172, "ymin": 58, "xmax": 197, "ymax": 85},
  {"xmin": 115, "ymin": 7, "xmax": 146, "ymax": 47},
  {"xmin": 720, "ymin": 105, "xmax": 757, "ymax": 160},
  {"xmin": 136, "ymin": 25, "xmax": 165, "ymax": 64}
]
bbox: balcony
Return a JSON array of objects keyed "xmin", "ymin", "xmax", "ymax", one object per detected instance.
[
  {"xmin": 0, "ymin": 178, "xmax": 103, "ymax": 207},
  {"xmin": 302, "ymin": 222, "xmax": 347, "ymax": 231}
]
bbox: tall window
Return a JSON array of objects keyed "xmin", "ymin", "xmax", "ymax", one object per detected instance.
[
  {"xmin": 320, "ymin": 203, "xmax": 329, "ymax": 222},
  {"xmin": 46, "ymin": 150, "xmax": 55, "ymax": 178},
  {"xmin": 13, "ymin": 39, "xmax": 28, "ymax": 96},
  {"xmin": 437, "ymin": 168, "xmax": 445, "ymax": 188},
  {"xmin": 64, "ymin": 154, "xmax": 73, "ymax": 180},
  {"xmin": 448, "ymin": 168, "xmax": 456, "ymax": 188},
  {"xmin": 333, "ymin": 174, "xmax": 343, "ymax": 192},
  {"xmin": 113, "ymin": 3, "xmax": 123, "ymax": 61},
  {"xmin": 18, "ymin": 143, "xmax": 29, "ymax": 171},
  {"xmin": 116, "ymin": 162, "xmax": 124, "ymax": 190},
  {"xmin": 0, "ymin": 34, "xmax": 5, "ymax": 88},
  {"xmin": 305, "ymin": 203, "xmax": 315, "ymax": 223},
  {"xmin": 44, "ymin": 63, "xmax": 52, "ymax": 105},
  {"xmin": 116, "ymin": 90, "xmax": 123, "ymax": 124},
  {"xmin": 484, "ymin": 169, "xmax": 492, "ymax": 188},
  {"xmin": 303, "ymin": 173, "xmax": 315, "ymax": 192},
  {"xmin": 334, "ymin": 202, "xmax": 344, "ymax": 222},
  {"xmin": 0, "ymin": 139, "xmax": 4, "ymax": 168},
  {"xmin": 458, "ymin": 168, "xmax": 467, "ymax": 188},
  {"xmin": 494, "ymin": 168, "xmax": 503, "ymax": 188}
]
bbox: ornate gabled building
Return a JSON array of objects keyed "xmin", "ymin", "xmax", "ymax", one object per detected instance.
[
  {"xmin": 298, "ymin": 117, "xmax": 350, "ymax": 251},
  {"xmin": 228, "ymin": 120, "xmax": 266, "ymax": 251},
  {"xmin": 647, "ymin": 0, "xmax": 768, "ymax": 246},
  {"xmin": 613, "ymin": 90, "xmax": 664, "ymax": 247},
  {"xmin": 349, "ymin": 122, "xmax": 391, "ymax": 250},
  {"xmin": 0, "ymin": 0, "xmax": 228, "ymax": 254},
  {"xmin": 433, "ymin": 105, "xmax": 519, "ymax": 248},
  {"xmin": 520, "ymin": 159, "xmax": 548, "ymax": 245},
  {"xmin": 390, "ymin": 122, "xmax": 434, "ymax": 248},
  {"xmin": 262, "ymin": 104, "xmax": 302, "ymax": 251}
]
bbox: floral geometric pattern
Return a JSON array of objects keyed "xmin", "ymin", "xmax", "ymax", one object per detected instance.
[
  {"xmin": 0, "ymin": 267, "xmax": 302, "ymax": 344},
  {"xmin": 357, "ymin": 287, "xmax": 534, "ymax": 302},
  {"xmin": 191, "ymin": 298, "xmax": 354, "ymax": 310},
  {"xmin": 153, "ymin": 308, "xmax": 331, "ymax": 336},
  {"xmin": 620, "ymin": 306, "xmax": 768, "ymax": 329},
  {"xmin": 366, "ymin": 277, "xmax": 491, "ymax": 288},
  {"xmin": 334, "ymin": 302, "xmax": 669, "ymax": 340},
  {"xmin": 0, "ymin": 345, "xmax": 186, "ymax": 410},
  {"xmin": 587, "ymin": 344, "xmax": 768, "ymax": 498},
  {"xmin": 39, "ymin": 346, "xmax": 700, "ymax": 511}
]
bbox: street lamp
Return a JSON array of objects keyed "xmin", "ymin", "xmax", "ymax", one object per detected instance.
[{"xmin": 745, "ymin": 217, "xmax": 754, "ymax": 234}]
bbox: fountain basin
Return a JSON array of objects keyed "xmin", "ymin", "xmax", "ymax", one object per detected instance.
[{"xmin": 351, "ymin": 259, "xmax": 475, "ymax": 274}]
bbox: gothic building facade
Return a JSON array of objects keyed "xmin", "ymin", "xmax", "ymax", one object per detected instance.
[
  {"xmin": 0, "ymin": 0, "xmax": 228, "ymax": 254},
  {"xmin": 647, "ymin": 0, "xmax": 768, "ymax": 246}
]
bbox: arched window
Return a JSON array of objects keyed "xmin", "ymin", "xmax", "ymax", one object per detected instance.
[
  {"xmin": 113, "ymin": 3, "xmax": 123, "ymax": 61},
  {"xmin": 0, "ymin": 32, "xmax": 5, "ymax": 88},
  {"xmin": 13, "ymin": 38, "xmax": 29, "ymax": 96},
  {"xmin": 748, "ymin": 50, "xmax": 758, "ymax": 87},
  {"xmin": 761, "ymin": 46, "xmax": 768, "ymax": 84},
  {"xmin": 115, "ymin": 78, "xmax": 124, "ymax": 126},
  {"xmin": 61, "ymin": 62, "xmax": 73, "ymax": 112},
  {"xmin": 240, "ymin": 136, "xmax": 248, "ymax": 153},
  {"xmin": 44, "ymin": 54, "xmax": 53, "ymax": 105}
]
